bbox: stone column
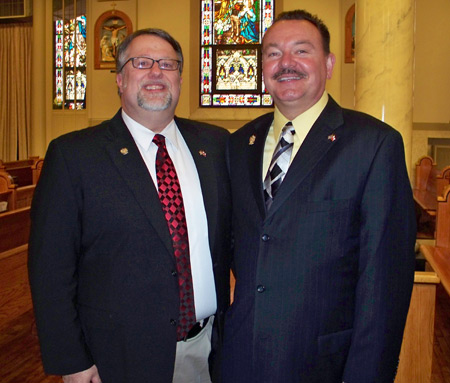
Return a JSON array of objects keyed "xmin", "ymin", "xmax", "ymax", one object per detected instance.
[{"xmin": 354, "ymin": 0, "xmax": 415, "ymax": 173}]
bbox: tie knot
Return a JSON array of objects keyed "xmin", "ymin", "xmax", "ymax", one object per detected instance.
[
  {"xmin": 153, "ymin": 134, "xmax": 166, "ymax": 148},
  {"xmin": 282, "ymin": 121, "xmax": 295, "ymax": 136},
  {"xmin": 280, "ymin": 122, "xmax": 295, "ymax": 146}
]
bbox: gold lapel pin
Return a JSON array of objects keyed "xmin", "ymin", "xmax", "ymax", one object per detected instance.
[
  {"xmin": 120, "ymin": 148, "xmax": 129, "ymax": 155},
  {"xmin": 327, "ymin": 134, "xmax": 336, "ymax": 142},
  {"xmin": 249, "ymin": 135, "xmax": 256, "ymax": 145},
  {"xmin": 199, "ymin": 150, "xmax": 207, "ymax": 157}
]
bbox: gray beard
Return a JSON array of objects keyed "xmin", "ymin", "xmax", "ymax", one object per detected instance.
[{"xmin": 137, "ymin": 91, "xmax": 172, "ymax": 112}]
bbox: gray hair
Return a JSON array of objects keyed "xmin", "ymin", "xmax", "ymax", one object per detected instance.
[{"xmin": 115, "ymin": 28, "xmax": 184, "ymax": 74}]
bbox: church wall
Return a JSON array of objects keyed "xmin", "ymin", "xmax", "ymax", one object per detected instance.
[
  {"xmin": 30, "ymin": 0, "xmax": 449, "ymax": 163},
  {"xmin": 411, "ymin": 0, "xmax": 450, "ymax": 166}
]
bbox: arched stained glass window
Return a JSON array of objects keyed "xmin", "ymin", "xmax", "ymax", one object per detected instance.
[
  {"xmin": 200, "ymin": 0, "xmax": 275, "ymax": 107},
  {"xmin": 53, "ymin": 0, "xmax": 87, "ymax": 110}
]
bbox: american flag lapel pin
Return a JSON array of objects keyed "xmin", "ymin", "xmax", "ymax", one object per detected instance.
[
  {"xmin": 327, "ymin": 134, "xmax": 336, "ymax": 142},
  {"xmin": 249, "ymin": 135, "xmax": 256, "ymax": 145},
  {"xmin": 199, "ymin": 150, "xmax": 207, "ymax": 157}
]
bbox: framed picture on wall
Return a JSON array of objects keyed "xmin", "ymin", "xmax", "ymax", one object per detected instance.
[
  {"xmin": 345, "ymin": 4, "xmax": 355, "ymax": 63},
  {"xmin": 94, "ymin": 10, "xmax": 133, "ymax": 69}
]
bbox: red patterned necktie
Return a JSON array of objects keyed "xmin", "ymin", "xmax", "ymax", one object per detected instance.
[{"xmin": 153, "ymin": 134, "xmax": 196, "ymax": 341}]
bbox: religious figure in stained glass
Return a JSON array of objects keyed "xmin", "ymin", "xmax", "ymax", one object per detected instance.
[
  {"xmin": 201, "ymin": 0, "xmax": 274, "ymax": 107},
  {"xmin": 54, "ymin": 15, "xmax": 87, "ymax": 109},
  {"xmin": 214, "ymin": 0, "xmax": 233, "ymax": 44},
  {"xmin": 237, "ymin": 0, "xmax": 258, "ymax": 43},
  {"xmin": 214, "ymin": 0, "xmax": 259, "ymax": 44}
]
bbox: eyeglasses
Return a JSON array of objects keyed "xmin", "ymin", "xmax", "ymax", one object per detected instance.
[{"xmin": 119, "ymin": 56, "xmax": 181, "ymax": 72}]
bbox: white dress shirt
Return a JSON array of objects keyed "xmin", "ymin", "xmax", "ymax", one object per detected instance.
[{"xmin": 122, "ymin": 110, "xmax": 217, "ymax": 321}]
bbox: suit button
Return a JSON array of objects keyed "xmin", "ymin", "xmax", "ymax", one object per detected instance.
[
  {"xmin": 171, "ymin": 270, "xmax": 177, "ymax": 277},
  {"xmin": 261, "ymin": 234, "xmax": 270, "ymax": 242},
  {"xmin": 257, "ymin": 285, "xmax": 266, "ymax": 293},
  {"xmin": 170, "ymin": 319, "xmax": 177, "ymax": 326}
]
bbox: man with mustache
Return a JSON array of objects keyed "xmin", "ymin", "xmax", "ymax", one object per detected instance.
[
  {"xmin": 29, "ymin": 28, "xmax": 231, "ymax": 383},
  {"xmin": 221, "ymin": 9, "xmax": 416, "ymax": 383}
]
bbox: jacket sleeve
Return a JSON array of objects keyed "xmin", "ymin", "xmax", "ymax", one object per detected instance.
[
  {"xmin": 28, "ymin": 139, "xmax": 94, "ymax": 375},
  {"xmin": 342, "ymin": 129, "xmax": 416, "ymax": 382}
]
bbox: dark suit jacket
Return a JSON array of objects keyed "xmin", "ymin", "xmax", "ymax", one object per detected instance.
[
  {"xmin": 28, "ymin": 111, "xmax": 232, "ymax": 383},
  {"xmin": 221, "ymin": 97, "xmax": 416, "ymax": 383}
]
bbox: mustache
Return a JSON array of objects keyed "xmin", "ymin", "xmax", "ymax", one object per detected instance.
[{"xmin": 272, "ymin": 68, "xmax": 307, "ymax": 80}]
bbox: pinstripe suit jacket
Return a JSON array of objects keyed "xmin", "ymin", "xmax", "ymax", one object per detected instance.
[{"xmin": 222, "ymin": 97, "xmax": 416, "ymax": 383}]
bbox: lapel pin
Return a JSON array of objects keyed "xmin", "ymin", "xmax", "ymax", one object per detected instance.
[
  {"xmin": 327, "ymin": 134, "xmax": 336, "ymax": 142},
  {"xmin": 199, "ymin": 150, "xmax": 207, "ymax": 157},
  {"xmin": 120, "ymin": 148, "xmax": 129, "ymax": 155},
  {"xmin": 249, "ymin": 135, "xmax": 256, "ymax": 145}
]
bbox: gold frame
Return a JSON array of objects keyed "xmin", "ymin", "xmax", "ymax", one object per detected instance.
[
  {"xmin": 345, "ymin": 4, "xmax": 355, "ymax": 64},
  {"xmin": 94, "ymin": 10, "xmax": 133, "ymax": 70}
]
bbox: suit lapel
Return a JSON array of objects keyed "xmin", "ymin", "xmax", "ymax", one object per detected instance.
[
  {"xmin": 244, "ymin": 114, "xmax": 273, "ymax": 219},
  {"xmin": 176, "ymin": 118, "xmax": 219, "ymax": 253},
  {"xmin": 266, "ymin": 98, "xmax": 344, "ymax": 218},
  {"xmin": 104, "ymin": 111, "xmax": 174, "ymax": 258}
]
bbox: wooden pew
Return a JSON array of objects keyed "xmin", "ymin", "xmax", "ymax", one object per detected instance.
[
  {"xmin": 0, "ymin": 171, "xmax": 36, "ymax": 211},
  {"xmin": 0, "ymin": 207, "xmax": 32, "ymax": 329},
  {"xmin": 413, "ymin": 155, "xmax": 438, "ymax": 215},
  {"xmin": 30, "ymin": 157, "xmax": 44, "ymax": 185},
  {"xmin": 0, "ymin": 207, "xmax": 31, "ymax": 253},
  {"xmin": 0, "ymin": 157, "xmax": 43, "ymax": 212},
  {"xmin": 0, "ymin": 156, "xmax": 43, "ymax": 187},
  {"xmin": 412, "ymin": 184, "xmax": 450, "ymax": 382},
  {"xmin": 414, "ymin": 157, "xmax": 450, "ymax": 239},
  {"xmin": 395, "ymin": 271, "xmax": 440, "ymax": 383},
  {"xmin": 415, "ymin": 156, "xmax": 436, "ymax": 190},
  {"xmin": 436, "ymin": 165, "xmax": 450, "ymax": 198},
  {"xmin": 421, "ymin": 186, "xmax": 450, "ymax": 295},
  {"xmin": 414, "ymin": 157, "xmax": 450, "ymax": 214},
  {"xmin": 0, "ymin": 171, "xmax": 16, "ymax": 212},
  {"xmin": 14, "ymin": 185, "xmax": 36, "ymax": 210}
]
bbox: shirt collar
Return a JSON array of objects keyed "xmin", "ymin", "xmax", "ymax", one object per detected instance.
[
  {"xmin": 273, "ymin": 91, "xmax": 329, "ymax": 140},
  {"xmin": 122, "ymin": 110, "xmax": 179, "ymax": 152}
]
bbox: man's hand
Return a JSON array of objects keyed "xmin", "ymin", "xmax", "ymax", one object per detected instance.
[{"xmin": 62, "ymin": 365, "xmax": 101, "ymax": 383}]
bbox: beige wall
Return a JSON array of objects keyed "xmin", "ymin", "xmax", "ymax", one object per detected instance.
[
  {"xmin": 30, "ymin": 0, "xmax": 450, "ymax": 160},
  {"xmin": 410, "ymin": 0, "xmax": 450, "ymax": 166},
  {"xmin": 414, "ymin": 0, "xmax": 450, "ymax": 124}
]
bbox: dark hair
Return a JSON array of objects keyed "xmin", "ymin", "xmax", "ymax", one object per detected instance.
[
  {"xmin": 115, "ymin": 28, "xmax": 184, "ymax": 73},
  {"xmin": 267, "ymin": 9, "xmax": 331, "ymax": 54}
]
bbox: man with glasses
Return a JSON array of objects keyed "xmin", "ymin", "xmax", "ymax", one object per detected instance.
[{"xmin": 29, "ymin": 28, "xmax": 231, "ymax": 383}]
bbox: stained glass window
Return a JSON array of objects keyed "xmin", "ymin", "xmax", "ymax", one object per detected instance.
[
  {"xmin": 53, "ymin": 0, "xmax": 87, "ymax": 110},
  {"xmin": 200, "ymin": 0, "xmax": 275, "ymax": 107}
]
